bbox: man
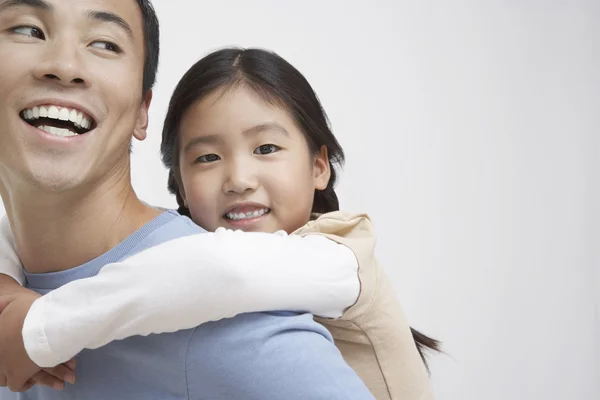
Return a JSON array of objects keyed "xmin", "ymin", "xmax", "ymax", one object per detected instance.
[{"xmin": 0, "ymin": 0, "xmax": 374, "ymax": 398}]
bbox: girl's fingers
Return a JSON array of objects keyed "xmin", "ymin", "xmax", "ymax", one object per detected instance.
[
  {"xmin": 42, "ymin": 364, "xmax": 75, "ymax": 385},
  {"xmin": 30, "ymin": 371, "xmax": 65, "ymax": 390}
]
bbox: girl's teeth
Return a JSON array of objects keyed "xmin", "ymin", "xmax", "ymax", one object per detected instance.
[{"xmin": 227, "ymin": 208, "xmax": 269, "ymax": 221}]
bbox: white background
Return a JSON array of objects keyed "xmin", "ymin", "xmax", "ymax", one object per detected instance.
[{"xmin": 2, "ymin": 1, "xmax": 599, "ymax": 399}]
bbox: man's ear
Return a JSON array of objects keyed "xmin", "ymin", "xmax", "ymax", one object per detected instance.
[
  {"xmin": 313, "ymin": 145, "xmax": 331, "ymax": 190},
  {"xmin": 133, "ymin": 90, "xmax": 153, "ymax": 141}
]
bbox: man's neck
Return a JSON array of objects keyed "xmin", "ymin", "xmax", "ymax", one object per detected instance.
[{"xmin": 3, "ymin": 182, "xmax": 161, "ymax": 274}]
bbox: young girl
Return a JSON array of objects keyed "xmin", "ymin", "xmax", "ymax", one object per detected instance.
[{"xmin": 0, "ymin": 48, "xmax": 438, "ymax": 399}]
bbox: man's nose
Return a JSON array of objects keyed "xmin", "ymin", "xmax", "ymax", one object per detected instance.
[{"xmin": 32, "ymin": 39, "xmax": 89, "ymax": 88}]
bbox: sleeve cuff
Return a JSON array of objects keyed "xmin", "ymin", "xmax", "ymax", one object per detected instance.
[{"xmin": 22, "ymin": 296, "xmax": 61, "ymax": 368}]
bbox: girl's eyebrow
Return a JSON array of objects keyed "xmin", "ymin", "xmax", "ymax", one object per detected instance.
[
  {"xmin": 183, "ymin": 122, "xmax": 290, "ymax": 154},
  {"xmin": 183, "ymin": 134, "xmax": 220, "ymax": 154},
  {"xmin": 242, "ymin": 123, "xmax": 290, "ymax": 137}
]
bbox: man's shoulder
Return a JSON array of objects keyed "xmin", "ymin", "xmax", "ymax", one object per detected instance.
[
  {"xmin": 128, "ymin": 210, "xmax": 206, "ymax": 256},
  {"xmin": 188, "ymin": 311, "xmax": 333, "ymax": 347},
  {"xmin": 184, "ymin": 312, "xmax": 374, "ymax": 399}
]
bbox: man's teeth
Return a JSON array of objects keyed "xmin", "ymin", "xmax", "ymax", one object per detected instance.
[
  {"xmin": 38, "ymin": 125, "xmax": 78, "ymax": 137},
  {"xmin": 22, "ymin": 105, "xmax": 92, "ymax": 130},
  {"xmin": 226, "ymin": 208, "xmax": 269, "ymax": 221}
]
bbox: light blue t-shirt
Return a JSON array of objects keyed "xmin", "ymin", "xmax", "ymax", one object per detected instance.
[{"xmin": 0, "ymin": 211, "xmax": 373, "ymax": 400}]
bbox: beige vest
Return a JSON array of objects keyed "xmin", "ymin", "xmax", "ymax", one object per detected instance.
[{"xmin": 295, "ymin": 212, "xmax": 434, "ymax": 400}]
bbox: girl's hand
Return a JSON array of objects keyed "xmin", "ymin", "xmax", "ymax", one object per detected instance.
[
  {"xmin": 26, "ymin": 359, "xmax": 76, "ymax": 391},
  {"xmin": 0, "ymin": 290, "xmax": 41, "ymax": 392},
  {"xmin": 0, "ymin": 290, "xmax": 77, "ymax": 392}
]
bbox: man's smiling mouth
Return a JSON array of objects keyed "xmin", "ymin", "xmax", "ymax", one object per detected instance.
[{"xmin": 20, "ymin": 105, "xmax": 96, "ymax": 137}]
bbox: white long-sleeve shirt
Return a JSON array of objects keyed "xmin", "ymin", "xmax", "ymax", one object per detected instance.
[{"xmin": 0, "ymin": 215, "xmax": 359, "ymax": 368}]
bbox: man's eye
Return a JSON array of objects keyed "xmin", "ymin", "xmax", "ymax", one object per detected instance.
[
  {"xmin": 12, "ymin": 26, "xmax": 45, "ymax": 40},
  {"xmin": 254, "ymin": 144, "xmax": 280, "ymax": 155},
  {"xmin": 90, "ymin": 41, "xmax": 122, "ymax": 53},
  {"xmin": 196, "ymin": 154, "xmax": 220, "ymax": 163}
]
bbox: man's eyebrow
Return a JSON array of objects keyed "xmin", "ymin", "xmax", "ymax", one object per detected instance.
[
  {"xmin": 0, "ymin": 0, "xmax": 53, "ymax": 13},
  {"xmin": 85, "ymin": 10, "xmax": 133, "ymax": 39},
  {"xmin": 0, "ymin": 2, "xmax": 134, "ymax": 40}
]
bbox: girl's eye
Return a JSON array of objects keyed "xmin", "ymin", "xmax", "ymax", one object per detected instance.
[
  {"xmin": 90, "ymin": 41, "xmax": 122, "ymax": 53},
  {"xmin": 254, "ymin": 144, "xmax": 280, "ymax": 155},
  {"xmin": 195, "ymin": 154, "xmax": 221, "ymax": 163},
  {"xmin": 12, "ymin": 26, "xmax": 45, "ymax": 40}
]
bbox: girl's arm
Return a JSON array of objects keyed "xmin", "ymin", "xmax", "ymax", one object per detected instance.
[
  {"xmin": 21, "ymin": 228, "xmax": 360, "ymax": 368},
  {"xmin": 0, "ymin": 217, "xmax": 76, "ymax": 391},
  {"xmin": 0, "ymin": 216, "xmax": 26, "ymax": 286}
]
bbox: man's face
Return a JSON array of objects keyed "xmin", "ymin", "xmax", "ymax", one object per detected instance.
[{"xmin": 0, "ymin": 0, "xmax": 149, "ymax": 193}]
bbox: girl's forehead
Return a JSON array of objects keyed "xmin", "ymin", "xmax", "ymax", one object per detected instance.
[{"xmin": 180, "ymin": 86, "xmax": 299, "ymax": 138}]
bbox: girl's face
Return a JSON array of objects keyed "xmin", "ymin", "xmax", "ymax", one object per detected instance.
[{"xmin": 177, "ymin": 86, "xmax": 330, "ymax": 233}]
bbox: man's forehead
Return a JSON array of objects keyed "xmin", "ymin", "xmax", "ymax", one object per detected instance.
[{"xmin": 0, "ymin": 0, "xmax": 141, "ymax": 22}]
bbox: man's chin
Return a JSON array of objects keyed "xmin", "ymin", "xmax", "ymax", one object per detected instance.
[
  {"xmin": 27, "ymin": 171, "xmax": 86, "ymax": 194},
  {"xmin": 7, "ymin": 158, "xmax": 90, "ymax": 194}
]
